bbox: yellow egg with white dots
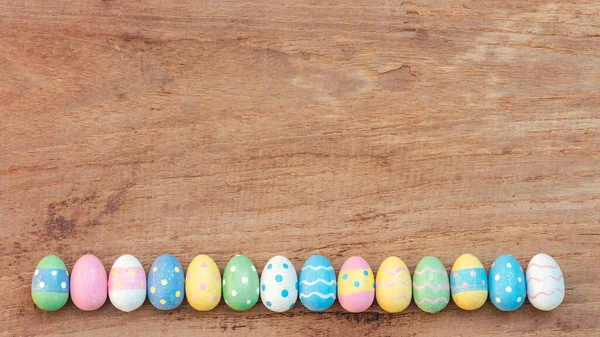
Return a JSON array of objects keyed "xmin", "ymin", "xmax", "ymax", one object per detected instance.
[{"xmin": 186, "ymin": 255, "xmax": 222, "ymax": 311}]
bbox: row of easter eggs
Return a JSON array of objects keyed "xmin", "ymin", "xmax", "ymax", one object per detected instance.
[{"xmin": 32, "ymin": 253, "xmax": 564, "ymax": 313}]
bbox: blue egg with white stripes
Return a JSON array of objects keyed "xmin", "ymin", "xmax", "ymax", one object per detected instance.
[
  {"xmin": 299, "ymin": 255, "xmax": 337, "ymax": 311},
  {"xmin": 489, "ymin": 254, "xmax": 526, "ymax": 311}
]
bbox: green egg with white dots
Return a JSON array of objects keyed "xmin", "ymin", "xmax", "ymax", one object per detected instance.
[
  {"xmin": 222, "ymin": 254, "xmax": 259, "ymax": 311},
  {"xmin": 32, "ymin": 255, "xmax": 69, "ymax": 311}
]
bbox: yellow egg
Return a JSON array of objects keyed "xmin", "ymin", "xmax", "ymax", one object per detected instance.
[
  {"xmin": 376, "ymin": 256, "xmax": 412, "ymax": 313},
  {"xmin": 186, "ymin": 255, "xmax": 221, "ymax": 311},
  {"xmin": 450, "ymin": 254, "xmax": 488, "ymax": 310},
  {"xmin": 338, "ymin": 256, "xmax": 375, "ymax": 312}
]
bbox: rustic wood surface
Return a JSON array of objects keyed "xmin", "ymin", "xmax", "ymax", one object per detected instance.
[{"xmin": 1, "ymin": 0, "xmax": 599, "ymax": 336}]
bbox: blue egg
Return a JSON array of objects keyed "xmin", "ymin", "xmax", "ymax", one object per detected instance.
[
  {"xmin": 148, "ymin": 254, "xmax": 185, "ymax": 310},
  {"xmin": 489, "ymin": 254, "xmax": 526, "ymax": 311},
  {"xmin": 299, "ymin": 255, "xmax": 336, "ymax": 311}
]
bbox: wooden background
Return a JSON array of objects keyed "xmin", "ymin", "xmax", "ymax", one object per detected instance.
[{"xmin": 1, "ymin": 0, "xmax": 599, "ymax": 336}]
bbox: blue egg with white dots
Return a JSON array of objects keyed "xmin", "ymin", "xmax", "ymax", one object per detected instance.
[
  {"xmin": 489, "ymin": 254, "xmax": 526, "ymax": 311},
  {"xmin": 147, "ymin": 254, "xmax": 185, "ymax": 310},
  {"xmin": 299, "ymin": 255, "xmax": 337, "ymax": 311},
  {"xmin": 260, "ymin": 256, "xmax": 298, "ymax": 312}
]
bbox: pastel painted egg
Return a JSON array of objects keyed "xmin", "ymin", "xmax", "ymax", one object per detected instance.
[
  {"xmin": 526, "ymin": 253, "xmax": 565, "ymax": 311},
  {"xmin": 223, "ymin": 254, "xmax": 260, "ymax": 311},
  {"xmin": 337, "ymin": 256, "xmax": 375, "ymax": 313},
  {"xmin": 376, "ymin": 256, "xmax": 412, "ymax": 313},
  {"xmin": 147, "ymin": 254, "xmax": 184, "ymax": 310},
  {"xmin": 186, "ymin": 254, "xmax": 221, "ymax": 311},
  {"xmin": 489, "ymin": 254, "xmax": 526, "ymax": 311},
  {"xmin": 450, "ymin": 254, "xmax": 488, "ymax": 310},
  {"xmin": 261, "ymin": 256, "xmax": 298, "ymax": 312},
  {"xmin": 412, "ymin": 256, "xmax": 449, "ymax": 313},
  {"xmin": 108, "ymin": 254, "xmax": 146, "ymax": 312},
  {"xmin": 31, "ymin": 255, "xmax": 69, "ymax": 311},
  {"xmin": 70, "ymin": 254, "xmax": 108, "ymax": 311},
  {"xmin": 299, "ymin": 255, "xmax": 336, "ymax": 311}
]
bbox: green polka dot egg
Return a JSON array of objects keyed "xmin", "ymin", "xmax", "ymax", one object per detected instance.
[
  {"xmin": 222, "ymin": 254, "xmax": 259, "ymax": 311},
  {"xmin": 32, "ymin": 255, "xmax": 69, "ymax": 311}
]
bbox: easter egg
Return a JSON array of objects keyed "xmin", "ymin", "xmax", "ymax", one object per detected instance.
[
  {"xmin": 376, "ymin": 256, "xmax": 412, "ymax": 313},
  {"xmin": 147, "ymin": 254, "xmax": 184, "ymax": 310},
  {"xmin": 450, "ymin": 254, "xmax": 488, "ymax": 310},
  {"xmin": 31, "ymin": 255, "xmax": 69, "ymax": 311},
  {"xmin": 337, "ymin": 256, "xmax": 375, "ymax": 313},
  {"xmin": 299, "ymin": 255, "xmax": 336, "ymax": 311},
  {"xmin": 222, "ymin": 254, "xmax": 260, "ymax": 311},
  {"xmin": 526, "ymin": 253, "xmax": 565, "ymax": 311},
  {"xmin": 186, "ymin": 254, "xmax": 221, "ymax": 311},
  {"xmin": 261, "ymin": 256, "xmax": 298, "ymax": 312},
  {"xmin": 413, "ymin": 256, "xmax": 449, "ymax": 313},
  {"xmin": 108, "ymin": 254, "xmax": 146, "ymax": 312},
  {"xmin": 70, "ymin": 254, "xmax": 107, "ymax": 311},
  {"xmin": 489, "ymin": 254, "xmax": 526, "ymax": 311}
]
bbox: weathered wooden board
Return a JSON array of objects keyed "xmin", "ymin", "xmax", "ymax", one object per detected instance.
[{"xmin": 1, "ymin": 0, "xmax": 599, "ymax": 336}]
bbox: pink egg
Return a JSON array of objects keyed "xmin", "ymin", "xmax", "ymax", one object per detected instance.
[
  {"xmin": 70, "ymin": 254, "xmax": 107, "ymax": 311},
  {"xmin": 337, "ymin": 256, "xmax": 375, "ymax": 313}
]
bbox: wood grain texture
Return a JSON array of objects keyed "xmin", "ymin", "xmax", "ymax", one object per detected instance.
[{"xmin": 1, "ymin": 0, "xmax": 599, "ymax": 336}]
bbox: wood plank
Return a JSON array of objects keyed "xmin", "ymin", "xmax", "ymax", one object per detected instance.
[{"xmin": 1, "ymin": 0, "xmax": 599, "ymax": 336}]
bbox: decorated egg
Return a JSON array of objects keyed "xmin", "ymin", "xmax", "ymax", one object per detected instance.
[
  {"xmin": 376, "ymin": 256, "xmax": 412, "ymax": 313},
  {"xmin": 299, "ymin": 255, "xmax": 336, "ymax": 311},
  {"xmin": 108, "ymin": 254, "xmax": 146, "ymax": 312},
  {"xmin": 147, "ymin": 254, "xmax": 184, "ymax": 310},
  {"xmin": 450, "ymin": 253, "xmax": 488, "ymax": 310},
  {"xmin": 489, "ymin": 254, "xmax": 526, "ymax": 311},
  {"xmin": 261, "ymin": 256, "xmax": 298, "ymax": 312},
  {"xmin": 413, "ymin": 256, "xmax": 449, "ymax": 313},
  {"xmin": 337, "ymin": 256, "xmax": 375, "ymax": 313},
  {"xmin": 70, "ymin": 254, "xmax": 107, "ymax": 311},
  {"xmin": 526, "ymin": 253, "xmax": 565, "ymax": 311},
  {"xmin": 186, "ymin": 254, "xmax": 221, "ymax": 311},
  {"xmin": 31, "ymin": 255, "xmax": 69, "ymax": 311},
  {"xmin": 222, "ymin": 254, "xmax": 260, "ymax": 311}
]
